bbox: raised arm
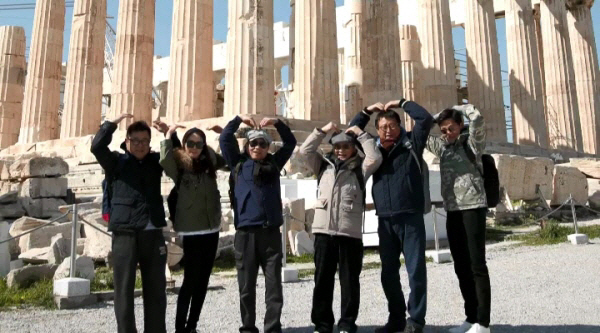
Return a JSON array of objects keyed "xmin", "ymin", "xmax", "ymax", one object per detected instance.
[
  {"xmin": 348, "ymin": 102, "xmax": 385, "ymax": 130},
  {"xmin": 91, "ymin": 114, "xmax": 133, "ymax": 173},
  {"xmin": 356, "ymin": 131, "xmax": 382, "ymax": 180},
  {"xmin": 396, "ymin": 99, "xmax": 433, "ymax": 153},
  {"xmin": 453, "ymin": 104, "xmax": 486, "ymax": 156},
  {"xmin": 219, "ymin": 116, "xmax": 244, "ymax": 169},
  {"xmin": 298, "ymin": 128, "xmax": 328, "ymax": 175},
  {"xmin": 159, "ymin": 139, "xmax": 180, "ymax": 181},
  {"xmin": 268, "ymin": 118, "xmax": 297, "ymax": 170}
]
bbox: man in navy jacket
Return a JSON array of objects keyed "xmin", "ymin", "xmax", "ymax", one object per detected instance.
[
  {"xmin": 220, "ymin": 115, "xmax": 296, "ymax": 333},
  {"xmin": 350, "ymin": 99, "xmax": 433, "ymax": 333}
]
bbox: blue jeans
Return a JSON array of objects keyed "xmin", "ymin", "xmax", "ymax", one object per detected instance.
[{"xmin": 378, "ymin": 213, "xmax": 427, "ymax": 330}]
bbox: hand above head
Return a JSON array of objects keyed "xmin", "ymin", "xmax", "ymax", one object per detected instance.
[
  {"xmin": 239, "ymin": 115, "xmax": 257, "ymax": 129},
  {"xmin": 206, "ymin": 125, "xmax": 223, "ymax": 134},
  {"xmin": 366, "ymin": 102, "xmax": 385, "ymax": 113},
  {"xmin": 384, "ymin": 100, "xmax": 402, "ymax": 111},
  {"xmin": 321, "ymin": 122, "xmax": 338, "ymax": 133},
  {"xmin": 111, "ymin": 113, "xmax": 134, "ymax": 124},
  {"xmin": 452, "ymin": 104, "xmax": 473, "ymax": 112},
  {"xmin": 259, "ymin": 117, "xmax": 280, "ymax": 128},
  {"xmin": 167, "ymin": 124, "xmax": 186, "ymax": 137},
  {"xmin": 152, "ymin": 120, "xmax": 169, "ymax": 135},
  {"xmin": 345, "ymin": 125, "xmax": 364, "ymax": 137}
]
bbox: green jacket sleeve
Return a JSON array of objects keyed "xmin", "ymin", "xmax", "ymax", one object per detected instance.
[
  {"xmin": 426, "ymin": 135, "xmax": 444, "ymax": 158},
  {"xmin": 159, "ymin": 139, "xmax": 180, "ymax": 181}
]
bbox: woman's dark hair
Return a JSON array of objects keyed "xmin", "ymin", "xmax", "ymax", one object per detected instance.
[
  {"xmin": 126, "ymin": 121, "xmax": 151, "ymax": 137},
  {"xmin": 375, "ymin": 110, "xmax": 402, "ymax": 129},
  {"xmin": 437, "ymin": 108, "xmax": 464, "ymax": 126},
  {"xmin": 182, "ymin": 127, "xmax": 216, "ymax": 178}
]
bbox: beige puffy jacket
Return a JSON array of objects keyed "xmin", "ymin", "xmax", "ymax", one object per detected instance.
[{"xmin": 298, "ymin": 129, "xmax": 382, "ymax": 239}]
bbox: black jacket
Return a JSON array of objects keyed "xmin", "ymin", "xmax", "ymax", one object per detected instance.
[
  {"xmin": 349, "ymin": 100, "xmax": 433, "ymax": 217},
  {"xmin": 91, "ymin": 121, "xmax": 166, "ymax": 232},
  {"xmin": 219, "ymin": 116, "xmax": 297, "ymax": 229}
]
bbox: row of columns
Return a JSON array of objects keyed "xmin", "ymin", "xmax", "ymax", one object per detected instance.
[{"xmin": 0, "ymin": 0, "xmax": 598, "ymax": 155}]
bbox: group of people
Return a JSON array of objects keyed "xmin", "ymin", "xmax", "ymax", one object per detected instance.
[{"xmin": 91, "ymin": 98, "xmax": 492, "ymax": 333}]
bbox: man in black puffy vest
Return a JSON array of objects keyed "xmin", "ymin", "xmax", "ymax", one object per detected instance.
[
  {"xmin": 91, "ymin": 113, "xmax": 167, "ymax": 333},
  {"xmin": 349, "ymin": 99, "xmax": 433, "ymax": 333}
]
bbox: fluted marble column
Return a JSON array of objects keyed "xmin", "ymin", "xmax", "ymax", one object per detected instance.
[
  {"xmin": 540, "ymin": 0, "xmax": 582, "ymax": 151},
  {"xmin": 399, "ymin": 25, "xmax": 423, "ymax": 131},
  {"xmin": 108, "ymin": 0, "xmax": 155, "ymax": 130},
  {"xmin": 341, "ymin": 0, "xmax": 365, "ymax": 125},
  {"xmin": 166, "ymin": 0, "xmax": 213, "ymax": 122},
  {"xmin": 224, "ymin": 0, "xmax": 275, "ymax": 117},
  {"xmin": 567, "ymin": 0, "xmax": 600, "ymax": 155},
  {"xmin": 18, "ymin": 0, "xmax": 65, "ymax": 144},
  {"xmin": 465, "ymin": 0, "xmax": 507, "ymax": 142},
  {"xmin": 0, "ymin": 27, "xmax": 26, "ymax": 148},
  {"xmin": 505, "ymin": 0, "xmax": 548, "ymax": 148},
  {"xmin": 293, "ymin": 0, "xmax": 340, "ymax": 121},
  {"xmin": 418, "ymin": 0, "xmax": 457, "ymax": 114},
  {"xmin": 61, "ymin": 0, "xmax": 106, "ymax": 138},
  {"xmin": 362, "ymin": 0, "xmax": 402, "ymax": 106}
]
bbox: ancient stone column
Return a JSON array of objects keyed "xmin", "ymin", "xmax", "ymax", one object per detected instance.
[
  {"xmin": 399, "ymin": 25, "xmax": 423, "ymax": 131},
  {"xmin": 341, "ymin": 0, "xmax": 365, "ymax": 125},
  {"xmin": 540, "ymin": 0, "xmax": 582, "ymax": 151},
  {"xmin": 567, "ymin": 1, "xmax": 600, "ymax": 155},
  {"xmin": 289, "ymin": 0, "xmax": 296, "ymax": 88},
  {"xmin": 166, "ymin": 0, "xmax": 213, "ymax": 123},
  {"xmin": 18, "ymin": 0, "xmax": 65, "ymax": 144},
  {"xmin": 292, "ymin": 0, "xmax": 340, "ymax": 121},
  {"xmin": 108, "ymin": 0, "xmax": 155, "ymax": 130},
  {"xmin": 0, "ymin": 27, "xmax": 26, "ymax": 148},
  {"xmin": 60, "ymin": 0, "xmax": 106, "ymax": 139},
  {"xmin": 465, "ymin": 0, "xmax": 507, "ymax": 142},
  {"xmin": 505, "ymin": 0, "xmax": 548, "ymax": 148},
  {"xmin": 418, "ymin": 0, "xmax": 457, "ymax": 114},
  {"xmin": 362, "ymin": 0, "xmax": 402, "ymax": 106},
  {"xmin": 224, "ymin": 0, "xmax": 275, "ymax": 117}
]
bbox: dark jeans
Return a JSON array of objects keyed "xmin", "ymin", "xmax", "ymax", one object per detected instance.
[
  {"xmin": 447, "ymin": 208, "xmax": 491, "ymax": 327},
  {"xmin": 234, "ymin": 226, "xmax": 283, "ymax": 333},
  {"xmin": 378, "ymin": 213, "xmax": 427, "ymax": 331},
  {"xmin": 175, "ymin": 232, "xmax": 219, "ymax": 333},
  {"xmin": 311, "ymin": 234, "xmax": 364, "ymax": 333},
  {"xmin": 112, "ymin": 229, "xmax": 167, "ymax": 333}
]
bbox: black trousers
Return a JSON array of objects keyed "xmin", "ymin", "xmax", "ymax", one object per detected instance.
[
  {"xmin": 311, "ymin": 234, "xmax": 363, "ymax": 333},
  {"xmin": 446, "ymin": 208, "xmax": 491, "ymax": 327},
  {"xmin": 112, "ymin": 229, "xmax": 167, "ymax": 333},
  {"xmin": 234, "ymin": 226, "xmax": 283, "ymax": 333},
  {"xmin": 378, "ymin": 213, "xmax": 427, "ymax": 331},
  {"xmin": 175, "ymin": 232, "xmax": 219, "ymax": 333}
]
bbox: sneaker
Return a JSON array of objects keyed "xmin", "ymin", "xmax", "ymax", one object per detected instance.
[
  {"xmin": 466, "ymin": 324, "xmax": 491, "ymax": 333},
  {"xmin": 448, "ymin": 321, "xmax": 474, "ymax": 333},
  {"xmin": 403, "ymin": 324, "xmax": 423, "ymax": 333}
]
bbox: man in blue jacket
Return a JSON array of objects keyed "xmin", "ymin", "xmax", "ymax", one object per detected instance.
[
  {"xmin": 219, "ymin": 115, "xmax": 297, "ymax": 333},
  {"xmin": 349, "ymin": 99, "xmax": 433, "ymax": 333}
]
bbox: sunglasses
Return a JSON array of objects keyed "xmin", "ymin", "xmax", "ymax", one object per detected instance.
[
  {"xmin": 249, "ymin": 139, "xmax": 268, "ymax": 149},
  {"xmin": 185, "ymin": 140, "xmax": 205, "ymax": 149},
  {"xmin": 334, "ymin": 143, "xmax": 353, "ymax": 150}
]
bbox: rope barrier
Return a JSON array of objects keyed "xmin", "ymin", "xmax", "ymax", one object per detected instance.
[{"xmin": 0, "ymin": 210, "xmax": 71, "ymax": 245}]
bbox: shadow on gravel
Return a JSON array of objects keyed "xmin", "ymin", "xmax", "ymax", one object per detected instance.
[
  {"xmin": 283, "ymin": 325, "xmax": 600, "ymax": 333},
  {"xmin": 423, "ymin": 325, "xmax": 600, "ymax": 333}
]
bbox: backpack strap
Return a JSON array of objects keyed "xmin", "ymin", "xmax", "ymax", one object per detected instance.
[
  {"xmin": 401, "ymin": 134, "xmax": 423, "ymax": 174},
  {"xmin": 462, "ymin": 140, "xmax": 484, "ymax": 177}
]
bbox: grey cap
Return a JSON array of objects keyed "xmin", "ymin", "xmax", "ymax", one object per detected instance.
[
  {"xmin": 246, "ymin": 129, "xmax": 273, "ymax": 144},
  {"xmin": 330, "ymin": 132, "xmax": 356, "ymax": 145}
]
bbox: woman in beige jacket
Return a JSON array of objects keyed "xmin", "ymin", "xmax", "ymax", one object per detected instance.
[{"xmin": 298, "ymin": 122, "xmax": 382, "ymax": 333}]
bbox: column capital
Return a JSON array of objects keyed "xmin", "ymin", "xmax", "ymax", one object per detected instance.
[{"xmin": 566, "ymin": 0, "xmax": 594, "ymax": 10}]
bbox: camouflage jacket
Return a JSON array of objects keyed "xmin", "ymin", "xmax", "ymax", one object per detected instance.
[{"xmin": 426, "ymin": 105, "xmax": 488, "ymax": 212}]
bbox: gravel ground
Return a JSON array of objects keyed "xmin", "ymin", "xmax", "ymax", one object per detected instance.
[{"xmin": 2, "ymin": 240, "xmax": 600, "ymax": 333}]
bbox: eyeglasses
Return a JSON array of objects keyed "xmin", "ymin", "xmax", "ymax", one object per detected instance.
[
  {"xmin": 249, "ymin": 139, "xmax": 268, "ymax": 149},
  {"xmin": 127, "ymin": 138, "xmax": 150, "ymax": 146},
  {"xmin": 334, "ymin": 143, "xmax": 353, "ymax": 150},
  {"xmin": 377, "ymin": 124, "xmax": 399, "ymax": 132},
  {"xmin": 185, "ymin": 140, "xmax": 205, "ymax": 149}
]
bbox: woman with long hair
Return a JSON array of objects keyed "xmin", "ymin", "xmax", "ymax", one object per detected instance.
[{"xmin": 155, "ymin": 122, "xmax": 226, "ymax": 333}]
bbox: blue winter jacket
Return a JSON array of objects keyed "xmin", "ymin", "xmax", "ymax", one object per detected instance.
[
  {"xmin": 219, "ymin": 116, "xmax": 297, "ymax": 229},
  {"xmin": 349, "ymin": 100, "xmax": 433, "ymax": 217}
]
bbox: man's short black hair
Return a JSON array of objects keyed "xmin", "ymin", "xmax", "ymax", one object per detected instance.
[
  {"xmin": 126, "ymin": 121, "xmax": 151, "ymax": 137},
  {"xmin": 375, "ymin": 110, "xmax": 402, "ymax": 129},
  {"xmin": 437, "ymin": 108, "xmax": 464, "ymax": 125}
]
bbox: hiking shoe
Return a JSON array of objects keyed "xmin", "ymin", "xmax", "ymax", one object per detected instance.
[
  {"xmin": 466, "ymin": 324, "xmax": 491, "ymax": 333},
  {"xmin": 449, "ymin": 321, "xmax": 474, "ymax": 333},
  {"xmin": 403, "ymin": 324, "xmax": 423, "ymax": 333}
]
